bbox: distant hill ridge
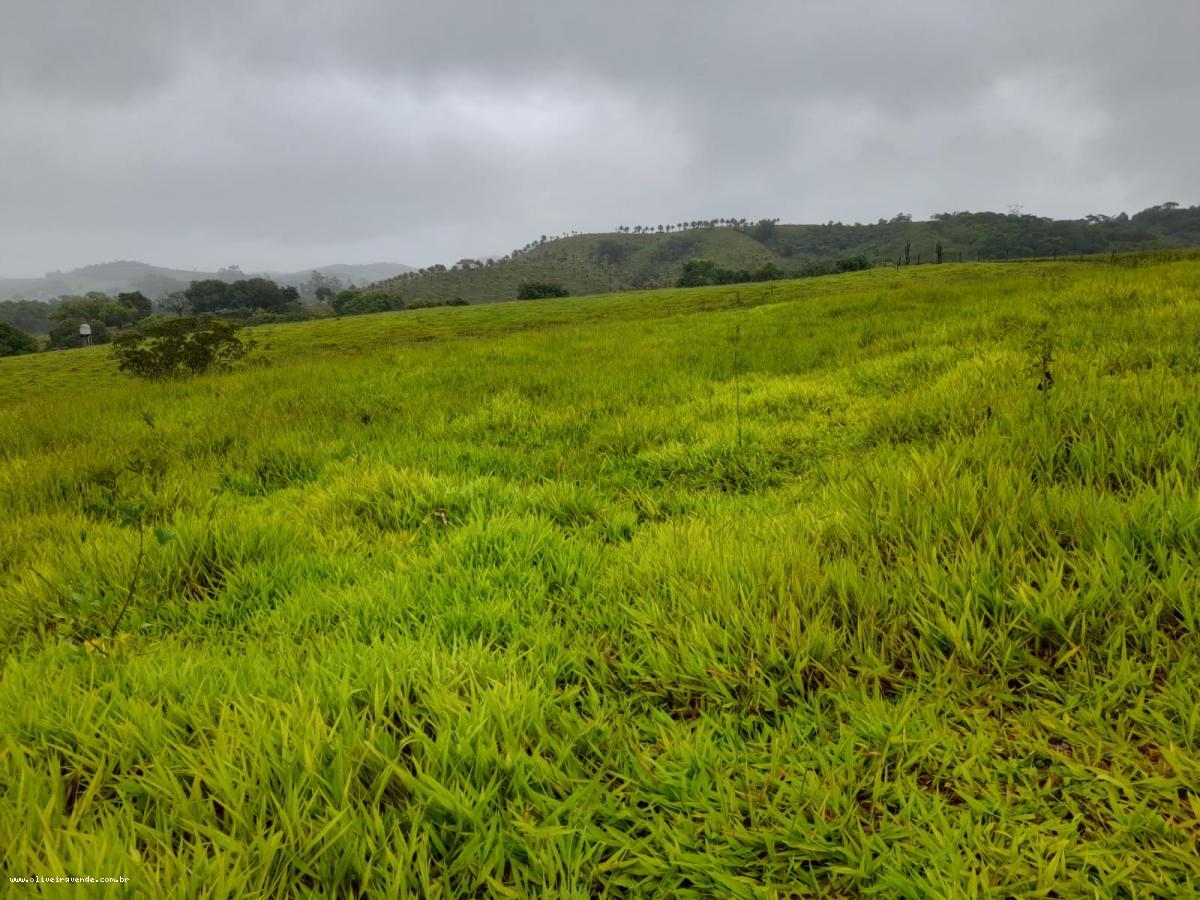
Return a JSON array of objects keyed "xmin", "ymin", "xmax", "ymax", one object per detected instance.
[
  {"xmin": 0, "ymin": 260, "xmax": 414, "ymax": 301},
  {"xmin": 374, "ymin": 204, "xmax": 1200, "ymax": 304}
]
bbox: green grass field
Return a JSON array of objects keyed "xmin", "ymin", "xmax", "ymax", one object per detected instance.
[{"xmin": 2, "ymin": 258, "xmax": 1199, "ymax": 896}]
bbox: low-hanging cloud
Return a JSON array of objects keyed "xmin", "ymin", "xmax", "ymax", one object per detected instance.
[{"xmin": 1, "ymin": 0, "xmax": 1196, "ymax": 275}]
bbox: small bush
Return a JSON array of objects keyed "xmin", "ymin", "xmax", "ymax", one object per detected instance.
[
  {"xmin": 517, "ymin": 282, "xmax": 570, "ymax": 300},
  {"xmin": 331, "ymin": 289, "xmax": 405, "ymax": 317},
  {"xmin": 111, "ymin": 317, "xmax": 247, "ymax": 379}
]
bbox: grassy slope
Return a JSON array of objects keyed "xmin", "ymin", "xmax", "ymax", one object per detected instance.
[
  {"xmin": 386, "ymin": 228, "xmax": 777, "ymax": 304},
  {"xmin": 2, "ymin": 259, "xmax": 1199, "ymax": 895}
]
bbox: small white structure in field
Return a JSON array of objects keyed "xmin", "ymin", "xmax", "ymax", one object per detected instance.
[{"xmin": 79, "ymin": 323, "xmax": 92, "ymax": 346}]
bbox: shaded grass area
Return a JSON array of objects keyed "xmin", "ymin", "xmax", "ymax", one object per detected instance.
[{"xmin": 1, "ymin": 260, "xmax": 1199, "ymax": 895}]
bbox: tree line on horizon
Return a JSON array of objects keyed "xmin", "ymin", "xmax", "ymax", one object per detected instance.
[
  {"xmin": 0, "ymin": 269, "xmax": 480, "ymax": 355},
  {"xmin": 0, "ymin": 265, "xmax": 396, "ymax": 351},
  {"xmin": 0, "ymin": 277, "xmax": 326, "ymax": 355},
  {"xmin": 4, "ymin": 202, "xmax": 1199, "ymax": 355},
  {"xmin": 370, "ymin": 202, "xmax": 1200, "ymax": 305},
  {"xmin": 382, "ymin": 202, "xmax": 1200, "ymax": 285}
]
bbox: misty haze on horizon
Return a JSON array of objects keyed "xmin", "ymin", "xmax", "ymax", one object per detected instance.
[{"xmin": 2, "ymin": 0, "xmax": 1197, "ymax": 278}]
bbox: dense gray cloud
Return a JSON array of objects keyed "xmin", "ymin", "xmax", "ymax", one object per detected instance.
[{"xmin": 1, "ymin": 0, "xmax": 1196, "ymax": 275}]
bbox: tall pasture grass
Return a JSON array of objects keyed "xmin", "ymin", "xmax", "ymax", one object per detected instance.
[{"xmin": 1, "ymin": 259, "xmax": 1198, "ymax": 895}]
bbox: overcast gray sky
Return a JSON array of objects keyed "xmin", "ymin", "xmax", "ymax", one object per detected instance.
[{"xmin": 1, "ymin": 0, "xmax": 1196, "ymax": 276}]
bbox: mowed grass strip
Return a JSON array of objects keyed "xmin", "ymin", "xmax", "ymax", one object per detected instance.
[{"xmin": 1, "ymin": 258, "xmax": 1199, "ymax": 896}]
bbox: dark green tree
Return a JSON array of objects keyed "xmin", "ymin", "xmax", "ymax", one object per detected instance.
[
  {"xmin": 111, "ymin": 317, "xmax": 246, "ymax": 379},
  {"xmin": 330, "ymin": 288, "xmax": 405, "ymax": 316},
  {"xmin": 517, "ymin": 282, "xmax": 570, "ymax": 300},
  {"xmin": 184, "ymin": 279, "xmax": 230, "ymax": 314},
  {"xmin": 226, "ymin": 278, "xmax": 299, "ymax": 313},
  {"xmin": 835, "ymin": 254, "xmax": 871, "ymax": 272},
  {"xmin": 676, "ymin": 259, "xmax": 722, "ymax": 287},
  {"xmin": 116, "ymin": 291, "xmax": 153, "ymax": 319},
  {"xmin": 0, "ymin": 322, "xmax": 38, "ymax": 356},
  {"xmin": 676, "ymin": 258, "xmax": 788, "ymax": 288},
  {"xmin": 185, "ymin": 278, "xmax": 300, "ymax": 314}
]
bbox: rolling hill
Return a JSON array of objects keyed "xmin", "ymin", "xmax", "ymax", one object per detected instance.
[{"xmin": 377, "ymin": 203, "xmax": 1200, "ymax": 304}]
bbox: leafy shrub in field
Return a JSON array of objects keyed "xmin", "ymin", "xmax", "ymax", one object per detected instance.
[
  {"xmin": 675, "ymin": 258, "xmax": 786, "ymax": 287},
  {"xmin": 0, "ymin": 322, "xmax": 38, "ymax": 356},
  {"xmin": 331, "ymin": 288, "xmax": 405, "ymax": 316},
  {"xmin": 677, "ymin": 258, "xmax": 725, "ymax": 286},
  {"xmin": 111, "ymin": 316, "xmax": 246, "ymax": 379},
  {"xmin": 835, "ymin": 253, "xmax": 872, "ymax": 272},
  {"xmin": 517, "ymin": 281, "xmax": 570, "ymax": 299}
]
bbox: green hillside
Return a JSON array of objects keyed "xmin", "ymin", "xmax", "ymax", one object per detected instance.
[
  {"xmin": 3, "ymin": 257, "xmax": 1200, "ymax": 894},
  {"xmin": 376, "ymin": 227, "xmax": 778, "ymax": 303},
  {"xmin": 380, "ymin": 203, "xmax": 1200, "ymax": 304}
]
